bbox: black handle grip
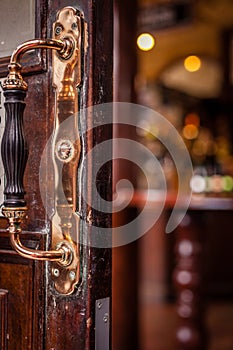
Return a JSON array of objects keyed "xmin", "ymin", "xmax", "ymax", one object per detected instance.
[{"xmin": 1, "ymin": 89, "xmax": 28, "ymax": 208}]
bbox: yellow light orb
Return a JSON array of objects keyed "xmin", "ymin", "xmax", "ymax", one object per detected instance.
[
  {"xmin": 137, "ymin": 33, "xmax": 155, "ymax": 51},
  {"xmin": 184, "ymin": 55, "xmax": 201, "ymax": 72}
]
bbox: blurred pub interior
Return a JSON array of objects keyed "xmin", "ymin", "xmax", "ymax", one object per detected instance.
[{"xmin": 113, "ymin": 0, "xmax": 233, "ymax": 349}]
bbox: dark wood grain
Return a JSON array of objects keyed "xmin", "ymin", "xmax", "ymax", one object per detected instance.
[
  {"xmin": 0, "ymin": 231, "xmax": 46, "ymax": 350},
  {"xmin": 0, "ymin": 289, "xmax": 8, "ymax": 350},
  {"xmin": 112, "ymin": 0, "xmax": 139, "ymax": 348},
  {"xmin": 0, "ymin": 244, "xmax": 45, "ymax": 350},
  {"xmin": 0, "ymin": 262, "xmax": 33, "ymax": 349}
]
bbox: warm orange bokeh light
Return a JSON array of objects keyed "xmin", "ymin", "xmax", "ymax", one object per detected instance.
[
  {"xmin": 182, "ymin": 124, "xmax": 199, "ymax": 140},
  {"xmin": 184, "ymin": 55, "xmax": 201, "ymax": 72},
  {"xmin": 185, "ymin": 113, "xmax": 200, "ymax": 127}
]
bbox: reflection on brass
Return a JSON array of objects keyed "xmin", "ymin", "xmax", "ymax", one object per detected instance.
[
  {"xmin": 2, "ymin": 206, "xmax": 27, "ymax": 222},
  {"xmin": 53, "ymin": 6, "xmax": 83, "ymax": 100},
  {"xmin": 10, "ymin": 232, "xmax": 73, "ymax": 266},
  {"xmin": 2, "ymin": 37, "xmax": 74, "ymax": 91},
  {"xmin": 1, "ymin": 7, "xmax": 84, "ymax": 295},
  {"xmin": 3, "ymin": 63, "xmax": 28, "ymax": 90},
  {"xmin": 2, "ymin": 207, "xmax": 73, "ymax": 266}
]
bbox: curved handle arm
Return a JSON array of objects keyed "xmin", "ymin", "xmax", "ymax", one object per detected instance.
[{"xmin": 3, "ymin": 37, "xmax": 73, "ymax": 92}]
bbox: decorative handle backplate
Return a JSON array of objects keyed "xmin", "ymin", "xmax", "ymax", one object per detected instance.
[{"xmin": 1, "ymin": 6, "xmax": 85, "ymax": 295}]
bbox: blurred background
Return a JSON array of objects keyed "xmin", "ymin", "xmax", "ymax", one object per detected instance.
[{"xmin": 113, "ymin": 0, "xmax": 233, "ymax": 349}]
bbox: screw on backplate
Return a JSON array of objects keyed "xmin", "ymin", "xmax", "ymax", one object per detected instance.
[
  {"xmin": 55, "ymin": 25, "xmax": 63, "ymax": 35},
  {"xmin": 71, "ymin": 22, "xmax": 78, "ymax": 30},
  {"xmin": 103, "ymin": 313, "xmax": 109, "ymax": 323},
  {"xmin": 53, "ymin": 268, "xmax": 60, "ymax": 277},
  {"xmin": 97, "ymin": 302, "xmax": 102, "ymax": 309},
  {"xmin": 69, "ymin": 270, "xmax": 76, "ymax": 281}
]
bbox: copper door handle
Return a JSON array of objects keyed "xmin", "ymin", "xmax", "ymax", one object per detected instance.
[{"xmin": 1, "ymin": 6, "xmax": 85, "ymax": 294}]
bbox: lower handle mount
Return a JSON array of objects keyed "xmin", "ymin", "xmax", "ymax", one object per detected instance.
[{"xmin": 2, "ymin": 207, "xmax": 73, "ymax": 267}]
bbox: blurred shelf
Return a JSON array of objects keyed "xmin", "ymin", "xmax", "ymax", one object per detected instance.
[{"xmin": 116, "ymin": 189, "xmax": 233, "ymax": 211}]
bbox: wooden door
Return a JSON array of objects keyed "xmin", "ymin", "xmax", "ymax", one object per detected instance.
[{"xmin": 0, "ymin": 1, "xmax": 112, "ymax": 349}]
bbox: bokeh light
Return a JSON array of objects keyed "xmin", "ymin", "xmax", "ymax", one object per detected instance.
[
  {"xmin": 184, "ymin": 55, "xmax": 201, "ymax": 72},
  {"xmin": 137, "ymin": 33, "xmax": 155, "ymax": 51}
]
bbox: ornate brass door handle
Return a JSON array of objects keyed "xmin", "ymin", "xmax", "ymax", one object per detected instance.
[{"xmin": 1, "ymin": 7, "xmax": 85, "ymax": 294}]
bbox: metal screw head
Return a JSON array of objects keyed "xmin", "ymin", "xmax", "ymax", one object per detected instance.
[
  {"xmin": 55, "ymin": 25, "xmax": 63, "ymax": 36},
  {"xmin": 71, "ymin": 22, "xmax": 78, "ymax": 30},
  {"xmin": 97, "ymin": 302, "xmax": 102, "ymax": 309},
  {"xmin": 69, "ymin": 270, "xmax": 76, "ymax": 281},
  {"xmin": 103, "ymin": 313, "xmax": 109, "ymax": 323},
  {"xmin": 53, "ymin": 268, "xmax": 60, "ymax": 277}
]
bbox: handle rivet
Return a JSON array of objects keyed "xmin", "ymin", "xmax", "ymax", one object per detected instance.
[
  {"xmin": 53, "ymin": 268, "xmax": 60, "ymax": 277},
  {"xmin": 55, "ymin": 25, "xmax": 63, "ymax": 35},
  {"xmin": 103, "ymin": 313, "xmax": 109, "ymax": 323},
  {"xmin": 69, "ymin": 270, "xmax": 76, "ymax": 281},
  {"xmin": 71, "ymin": 22, "xmax": 78, "ymax": 30}
]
